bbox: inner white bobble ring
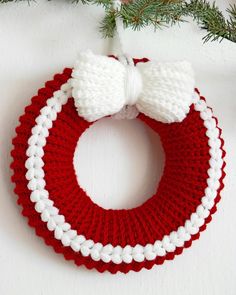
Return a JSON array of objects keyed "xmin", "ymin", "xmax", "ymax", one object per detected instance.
[{"xmin": 24, "ymin": 78, "xmax": 223, "ymax": 264}]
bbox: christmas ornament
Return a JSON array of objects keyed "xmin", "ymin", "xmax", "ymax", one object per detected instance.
[{"xmin": 10, "ymin": 1, "xmax": 225, "ymax": 274}]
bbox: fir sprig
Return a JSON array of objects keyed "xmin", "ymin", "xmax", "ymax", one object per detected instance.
[
  {"xmin": 1, "ymin": 0, "xmax": 236, "ymax": 43},
  {"xmin": 185, "ymin": 1, "xmax": 236, "ymax": 42},
  {"xmin": 118, "ymin": 0, "xmax": 185, "ymax": 33}
]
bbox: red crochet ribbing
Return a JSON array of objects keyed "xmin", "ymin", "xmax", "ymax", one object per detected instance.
[{"xmin": 11, "ymin": 59, "xmax": 226, "ymax": 274}]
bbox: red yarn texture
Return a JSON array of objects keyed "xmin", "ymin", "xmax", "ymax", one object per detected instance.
[{"xmin": 11, "ymin": 59, "xmax": 226, "ymax": 274}]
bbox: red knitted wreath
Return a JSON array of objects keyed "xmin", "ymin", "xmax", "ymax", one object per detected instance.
[{"xmin": 11, "ymin": 58, "xmax": 225, "ymax": 274}]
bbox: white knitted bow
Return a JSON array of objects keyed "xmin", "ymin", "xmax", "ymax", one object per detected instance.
[{"xmin": 71, "ymin": 51, "xmax": 195, "ymax": 123}]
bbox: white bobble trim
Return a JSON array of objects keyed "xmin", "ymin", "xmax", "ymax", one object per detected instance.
[
  {"xmin": 133, "ymin": 253, "xmax": 145, "ymax": 263},
  {"xmin": 47, "ymin": 97, "xmax": 57, "ymax": 106},
  {"xmin": 162, "ymin": 236, "xmax": 176, "ymax": 252},
  {"xmin": 68, "ymin": 230, "xmax": 77, "ymax": 239},
  {"xmin": 53, "ymin": 90, "xmax": 64, "ymax": 99},
  {"xmin": 53, "ymin": 214, "xmax": 65, "ymax": 225},
  {"xmin": 93, "ymin": 242, "xmax": 103, "ymax": 251},
  {"xmin": 185, "ymin": 220, "xmax": 199, "ymax": 235},
  {"xmin": 61, "ymin": 230, "xmax": 77, "ymax": 245},
  {"xmin": 123, "ymin": 245, "xmax": 132, "ymax": 254},
  {"xmin": 111, "ymin": 253, "xmax": 123, "ymax": 264},
  {"xmin": 144, "ymin": 244, "xmax": 152, "ymax": 253},
  {"xmin": 35, "ymin": 200, "xmax": 46, "ymax": 213},
  {"xmin": 209, "ymin": 148, "xmax": 223, "ymax": 161},
  {"xmin": 207, "ymin": 167, "xmax": 222, "ymax": 180},
  {"xmin": 132, "ymin": 245, "xmax": 145, "ymax": 262},
  {"xmin": 191, "ymin": 213, "xmax": 204, "ymax": 228},
  {"xmin": 47, "ymin": 218, "xmax": 57, "ymax": 231},
  {"xmin": 194, "ymin": 99, "xmax": 207, "ymax": 111},
  {"xmin": 26, "ymin": 145, "xmax": 44, "ymax": 157},
  {"xmin": 47, "ymin": 109, "xmax": 57, "ymax": 121},
  {"xmin": 192, "ymin": 91, "xmax": 199, "ymax": 103},
  {"xmin": 28, "ymin": 178, "xmax": 46, "ymax": 191},
  {"xmin": 24, "ymin": 86, "xmax": 223, "ymax": 264},
  {"xmin": 196, "ymin": 205, "xmax": 210, "ymax": 218},
  {"xmin": 90, "ymin": 242, "xmax": 103, "ymax": 261},
  {"xmin": 80, "ymin": 239, "xmax": 95, "ymax": 256},
  {"xmin": 35, "ymin": 115, "xmax": 53, "ymax": 129},
  {"xmin": 25, "ymin": 156, "xmax": 44, "ymax": 169},
  {"xmin": 144, "ymin": 244, "xmax": 156, "ymax": 261},
  {"xmin": 32, "ymin": 125, "xmax": 49, "ymax": 137},
  {"xmin": 41, "ymin": 210, "xmax": 51, "ymax": 222},
  {"xmin": 54, "ymin": 226, "xmax": 64, "ymax": 240},
  {"xmin": 61, "ymin": 222, "xmax": 71, "ymax": 231},
  {"xmin": 62, "ymin": 233, "xmax": 72, "ymax": 247},
  {"xmin": 28, "ymin": 134, "xmax": 47, "ymax": 147},
  {"xmin": 204, "ymin": 118, "xmax": 216, "ymax": 130},
  {"xmin": 77, "ymin": 235, "xmax": 86, "ymax": 244},
  {"xmin": 205, "ymin": 187, "xmax": 217, "ymax": 200},
  {"xmin": 202, "ymin": 196, "xmax": 215, "ymax": 210},
  {"xmin": 122, "ymin": 245, "xmax": 133, "ymax": 263},
  {"xmin": 101, "ymin": 253, "xmax": 112, "ymax": 263},
  {"xmin": 81, "ymin": 246, "xmax": 90, "ymax": 257},
  {"xmin": 47, "ymin": 206, "xmax": 59, "ymax": 216},
  {"xmin": 26, "ymin": 168, "xmax": 45, "ymax": 180},
  {"xmin": 133, "ymin": 244, "xmax": 144, "ymax": 254},
  {"xmin": 61, "ymin": 82, "xmax": 72, "ymax": 92},
  {"xmin": 102, "ymin": 244, "xmax": 113, "ymax": 255},
  {"xmin": 122, "ymin": 253, "xmax": 133, "ymax": 264},
  {"xmin": 47, "ymin": 97, "xmax": 62, "ymax": 113},
  {"xmin": 40, "ymin": 106, "xmax": 51, "ymax": 116},
  {"xmin": 200, "ymin": 108, "xmax": 212, "ymax": 120},
  {"xmin": 207, "ymin": 178, "xmax": 220, "ymax": 191},
  {"xmin": 153, "ymin": 241, "xmax": 166, "ymax": 256},
  {"xmin": 208, "ymin": 138, "xmax": 221, "ymax": 149},
  {"xmin": 70, "ymin": 236, "xmax": 82, "ymax": 252},
  {"xmin": 145, "ymin": 252, "xmax": 156, "ymax": 261},
  {"xmin": 177, "ymin": 226, "xmax": 191, "ymax": 242},
  {"xmin": 90, "ymin": 249, "xmax": 101, "ymax": 261},
  {"xmin": 25, "ymin": 168, "xmax": 36, "ymax": 181},
  {"xmin": 82, "ymin": 239, "xmax": 94, "ymax": 249},
  {"xmin": 209, "ymin": 158, "xmax": 221, "ymax": 169},
  {"xmin": 170, "ymin": 231, "xmax": 184, "ymax": 248},
  {"xmin": 206, "ymin": 128, "xmax": 220, "ymax": 140},
  {"xmin": 113, "ymin": 245, "xmax": 122, "ymax": 255},
  {"xmin": 58, "ymin": 92, "xmax": 69, "ymax": 105},
  {"xmin": 30, "ymin": 190, "xmax": 41, "ymax": 202}
]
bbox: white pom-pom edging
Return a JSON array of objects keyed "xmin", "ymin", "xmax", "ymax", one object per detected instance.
[{"xmin": 25, "ymin": 81, "xmax": 224, "ymax": 265}]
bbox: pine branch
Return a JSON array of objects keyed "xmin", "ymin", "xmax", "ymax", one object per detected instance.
[
  {"xmin": 119, "ymin": 0, "xmax": 185, "ymax": 32},
  {"xmin": 185, "ymin": 1, "xmax": 236, "ymax": 42},
  {"xmin": 1, "ymin": 0, "xmax": 236, "ymax": 43}
]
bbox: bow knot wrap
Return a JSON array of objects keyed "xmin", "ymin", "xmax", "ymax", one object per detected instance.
[{"xmin": 71, "ymin": 51, "xmax": 195, "ymax": 123}]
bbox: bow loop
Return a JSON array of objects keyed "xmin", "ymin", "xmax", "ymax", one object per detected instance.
[
  {"xmin": 71, "ymin": 50, "xmax": 126, "ymax": 122},
  {"xmin": 71, "ymin": 51, "xmax": 195, "ymax": 123},
  {"xmin": 136, "ymin": 61, "xmax": 195, "ymax": 123}
]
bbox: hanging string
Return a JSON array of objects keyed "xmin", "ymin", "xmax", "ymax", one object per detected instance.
[
  {"xmin": 112, "ymin": 0, "xmax": 125, "ymax": 55},
  {"xmin": 112, "ymin": 0, "xmax": 134, "ymax": 66},
  {"xmin": 111, "ymin": 0, "xmax": 138, "ymax": 119}
]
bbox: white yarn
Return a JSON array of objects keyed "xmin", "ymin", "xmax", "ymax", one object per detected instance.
[
  {"xmin": 124, "ymin": 65, "xmax": 143, "ymax": 105},
  {"xmin": 25, "ymin": 81, "xmax": 224, "ymax": 264},
  {"xmin": 112, "ymin": 0, "xmax": 125, "ymax": 56},
  {"xmin": 113, "ymin": 55, "xmax": 140, "ymax": 120},
  {"xmin": 71, "ymin": 51, "xmax": 195, "ymax": 123},
  {"xmin": 112, "ymin": 105, "xmax": 139, "ymax": 120}
]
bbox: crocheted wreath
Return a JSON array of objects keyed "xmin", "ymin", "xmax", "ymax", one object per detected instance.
[{"xmin": 11, "ymin": 54, "xmax": 225, "ymax": 274}]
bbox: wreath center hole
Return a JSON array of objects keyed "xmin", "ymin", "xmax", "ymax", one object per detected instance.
[{"xmin": 73, "ymin": 117, "xmax": 165, "ymax": 210}]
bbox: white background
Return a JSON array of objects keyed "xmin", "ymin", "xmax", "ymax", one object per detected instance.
[{"xmin": 0, "ymin": 1, "xmax": 236, "ymax": 294}]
